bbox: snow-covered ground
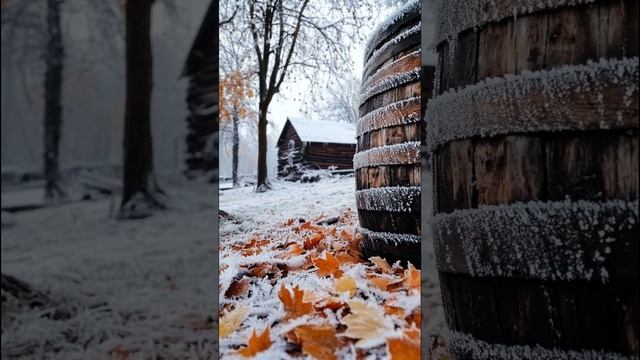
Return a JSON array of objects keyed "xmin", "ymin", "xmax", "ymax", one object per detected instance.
[
  {"xmin": 219, "ymin": 175, "xmax": 446, "ymax": 359},
  {"xmin": 1, "ymin": 176, "xmax": 217, "ymax": 359}
]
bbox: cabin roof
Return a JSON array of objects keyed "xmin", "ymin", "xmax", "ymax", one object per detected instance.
[
  {"xmin": 280, "ymin": 118, "xmax": 357, "ymax": 145},
  {"xmin": 181, "ymin": 0, "xmax": 217, "ymax": 77}
]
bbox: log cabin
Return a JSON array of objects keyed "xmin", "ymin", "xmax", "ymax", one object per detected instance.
[
  {"xmin": 181, "ymin": 0, "xmax": 217, "ymax": 178},
  {"xmin": 276, "ymin": 118, "xmax": 356, "ymax": 178}
]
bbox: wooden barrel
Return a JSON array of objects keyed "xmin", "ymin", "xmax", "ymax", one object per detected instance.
[
  {"xmin": 355, "ymin": 0, "xmax": 422, "ymax": 266},
  {"xmin": 426, "ymin": 0, "xmax": 639, "ymax": 358}
]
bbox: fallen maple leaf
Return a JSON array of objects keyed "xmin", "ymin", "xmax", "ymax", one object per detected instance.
[
  {"xmin": 313, "ymin": 252, "xmax": 343, "ymax": 277},
  {"xmin": 406, "ymin": 308, "xmax": 421, "ymax": 328},
  {"xmin": 248, "ymin": 263, "xmax": 278, "ymax": 278},
  {"xmin": 383, "ymin": 304, "xmax": 405, "ymax": 318},
  {"xmin": 300, "ymin": 221, "xmax": 324, "ymax": 232},
  {"xmin": 387, "ymin": 327, "xmax": 420, "ymax": 360},
  {"xmin": 366, "ymin": 273, "xmax": 402, "ymax": 291},
  {"xmin": 303, "ymin": 232, "xmax": 326, "ymax": 249},
  {"xmin": 314, "ymin": 296, "xmax": 346, "ymax": 312},
  {"xmin": 369, "ymin": 256, "xmax": 394, "ymax": 274},
  {"xmin": 108, "ymin": 345, "xmax": 130, "ymax": 360},
  {"xmin": 293, "ymin": 324, "xmax": 339, "ymax": 360},
  {"xmin": 286, "ymin": 243, "xmax": 305, "ymax": 256},
  {"xmin": 237, "ymin": 327, "xmax": 272, "ymax": 357},
  {"xmin": 339, "ymin": 229, "xmax": 353, "ymax": 241},
  {"xmin": 225, "ymin": 278, "xmax": 250, "ymax": 298},
  {"xmin": 335, "ymin": 275, "xmax": 357, "ymax": 296},
  {"xmin": 403, "ymin": 263, "xmax": 420, "ymax": 292},
  {"xmin": 335, "ymin": 252, "xmax": 360, "ymax": 264},
  {"xmin": 219, "ymin": 304, "xmax": 248, "ymax": 337},
  {"xmin": 341, "ymin": 300, "xmax": 394, "ymax": 349},
  {"xmin": 278, "ymin": 284, "xmax": 314, "ymax": 319}
]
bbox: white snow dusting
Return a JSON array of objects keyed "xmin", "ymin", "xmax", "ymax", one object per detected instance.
[
  {"xmin": 353, "ymin": 141, "xmax": 421, "ymax": 170},
  {"xmin": 355, "ymin": 186, "xmax": 421, "ymax": 212},
  {"xmin": 426, "ymin": 57, "xmax": 639, "ymax": 151},
  {"xmin": 433, "ymin": 199, "xmax": 639, "ymax": 282},
  {"xmin": 448, "ymin": 331, "xmax": 635, "ymax": 360},
  {"xmin": 356, "ymin": 97, "xmax": 421, "ymax": 137}
]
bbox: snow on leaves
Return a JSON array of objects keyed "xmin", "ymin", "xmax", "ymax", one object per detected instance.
[
  {"xmin": 341, "ymin": 300, "xmax": 395, "ymax": 349},
  {"xmin": 219, "ymin": 209, "xmax": 423, "ymax": 359},
  {"xmin": 237, "ymin": 327, "xmax": 272, "ymax": 357},
  {"xmin": 278, "ymin": 285, "xmax": 314, "ymax": 319}
]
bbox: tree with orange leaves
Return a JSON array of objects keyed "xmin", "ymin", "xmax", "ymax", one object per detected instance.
[{"xmin": 219, "ymin": 69, "xmax": 256, "ymax": 186}]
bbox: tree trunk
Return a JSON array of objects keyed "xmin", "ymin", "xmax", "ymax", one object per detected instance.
[
  {"xmin": 256, "ymin": 103, "xmax": 269, "ymax": 191},
  {"xmin": 43, "ymin": 0, "xmax": 64, "ymax": 201},
  {"xmin": 232, "ymin": 110, "xmax": 239, "ymax": 186},
  {"xmin": 120, "ymin": 0, "xmax": 162, "ymax": 218}
]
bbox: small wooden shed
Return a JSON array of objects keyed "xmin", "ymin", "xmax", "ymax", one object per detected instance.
[
  {"xmin": 181, "ymin": 0, "xmax": 217, "ymax": 177},
  {"xmin": 276, "ymin": 118, "xmax": 356, "ymax": 178}
]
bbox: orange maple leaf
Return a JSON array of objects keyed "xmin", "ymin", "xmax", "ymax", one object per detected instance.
[
  {"xmin": 293, "ymin": 324, "xmax": 339, "ymax": 360},
  {"xmin": 299, "ymin": 222, "xmax": 324, "ymax": 232},
  {"xmin": 335, "ymin": 252, "xmax": 360, "ymax": 264},
  {"xmin": 225, "ymin": 278, "xmax": 250, "ymax": 298},
  {"xmin": 383, "ymin": 304, "xmax": 406, "ymax": 318},
  {"xmin": 312, "ymin": 252, "xmax": 344, "ymax": 277},
  {"xmin": 278, "ymin": 285, "xmax": 314, "ymax": 319},
  {"xmin": 303, "ymin": 232, "xmax": 326, "ymax": 250},
  {"xmin": 403, "ymin": 263, "xmax": 420, "ymax": 292},
  {"xmin": 367, "ymin": 273, "xmax": 402, "ymax": 291},
  {"xmin": 387, "ymin": 327, "xmax": 420, "ymax": 360},
  {"xmin": 237, "ymin": 327, "xmax": 272, "ymax": 357},
  {"xmin": 369, "ymin": 256, "xmax": 393, "ymax": 274},
  {"xmin": 286, "ymin": 243, "xmax": 305, "ymax": 256}
]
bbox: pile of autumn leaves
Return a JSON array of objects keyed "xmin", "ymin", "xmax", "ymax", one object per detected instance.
[{"xmin": 219, "ymin": 210, "xmax": 421, "ymax": 359}]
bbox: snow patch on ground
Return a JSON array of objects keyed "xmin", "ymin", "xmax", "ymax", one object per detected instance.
[{"xmin": 1, "ymin": 176, "xmax": 217, "ymax": 358}]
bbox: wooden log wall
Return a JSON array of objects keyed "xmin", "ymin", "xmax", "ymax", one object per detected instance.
[
  {"xmin": 276, "ymin": 123, "xmax": 356, "ymax": 177},
  {"xmin": 185, "ymin": 62, "xmax": 217, "ymax": 174},
  {"xmin": 426, "ymin": 0, "xmax": 639, "ymax": 358},
  {"xmin": 356, "ymin": 0, "xmax": 422, "ymax": 266}
]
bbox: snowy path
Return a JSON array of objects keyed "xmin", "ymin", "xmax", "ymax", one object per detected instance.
[{"xmin": 1, "ymin": 177, "xmax": 217, "ymax": 359}]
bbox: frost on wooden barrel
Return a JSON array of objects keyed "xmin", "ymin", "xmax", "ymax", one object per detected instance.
[
  {"xmin": 355, "ymin": 0, "xmax": 422, "ymax": 266},
  {"xmin": 429, "ymin": 0, "xmax": 639, "ymax": 358}
]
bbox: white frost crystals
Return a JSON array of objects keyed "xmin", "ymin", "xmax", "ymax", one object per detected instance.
[
  {"xmin": 426, "ymin": 57, "xmax": 639, "ymax": 151},
  {"xmin": 356, "ymin": 97, "xmax": 420, "ymax": 137},
  {"xmin": 435, "ymin": 0, "xmax": 598, "ymax": 47},
  {"xmin": 353, "ymin": 141, "xmax": 421, "ymax": 170},
  {"xmin": 433, "ymin": 199, "xmax": 639, "ymax": 283},
  {"xmin": 363, "ymin": 0, "xmax": 421, "ymax": 61},
  {"xmin": 360, "ymin": 68, "xmax": 421, "ymax": 105},
  {"xmin": 448, "ymin": 331, "xmax": 636, "ymax": 360},
  {"xmin": 360, "ymin": 228, "xmax": 421, "ymax": 245},
  {"xmin": 356, "ymin": 186, "xmax": 420, "ymax": 212}
]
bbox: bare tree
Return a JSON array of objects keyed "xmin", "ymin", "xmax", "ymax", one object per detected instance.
[
  {"xmin": 227, "ymin": 0, "xmax": 376, "ymax": 191},
  {"xmin": 2, "ymin": 0, "xmax": 66, "ymax": 200},
  {"xmin": 118, "ymin": 0, "xmax": 167, "ymax": 219},
  {"xmin": 42, "ymin": 0, "xmax": 65, "ymax": 200},
  {"xmin": 317, "ymin": 73, "xmax": 360, "ymax": 124}
]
